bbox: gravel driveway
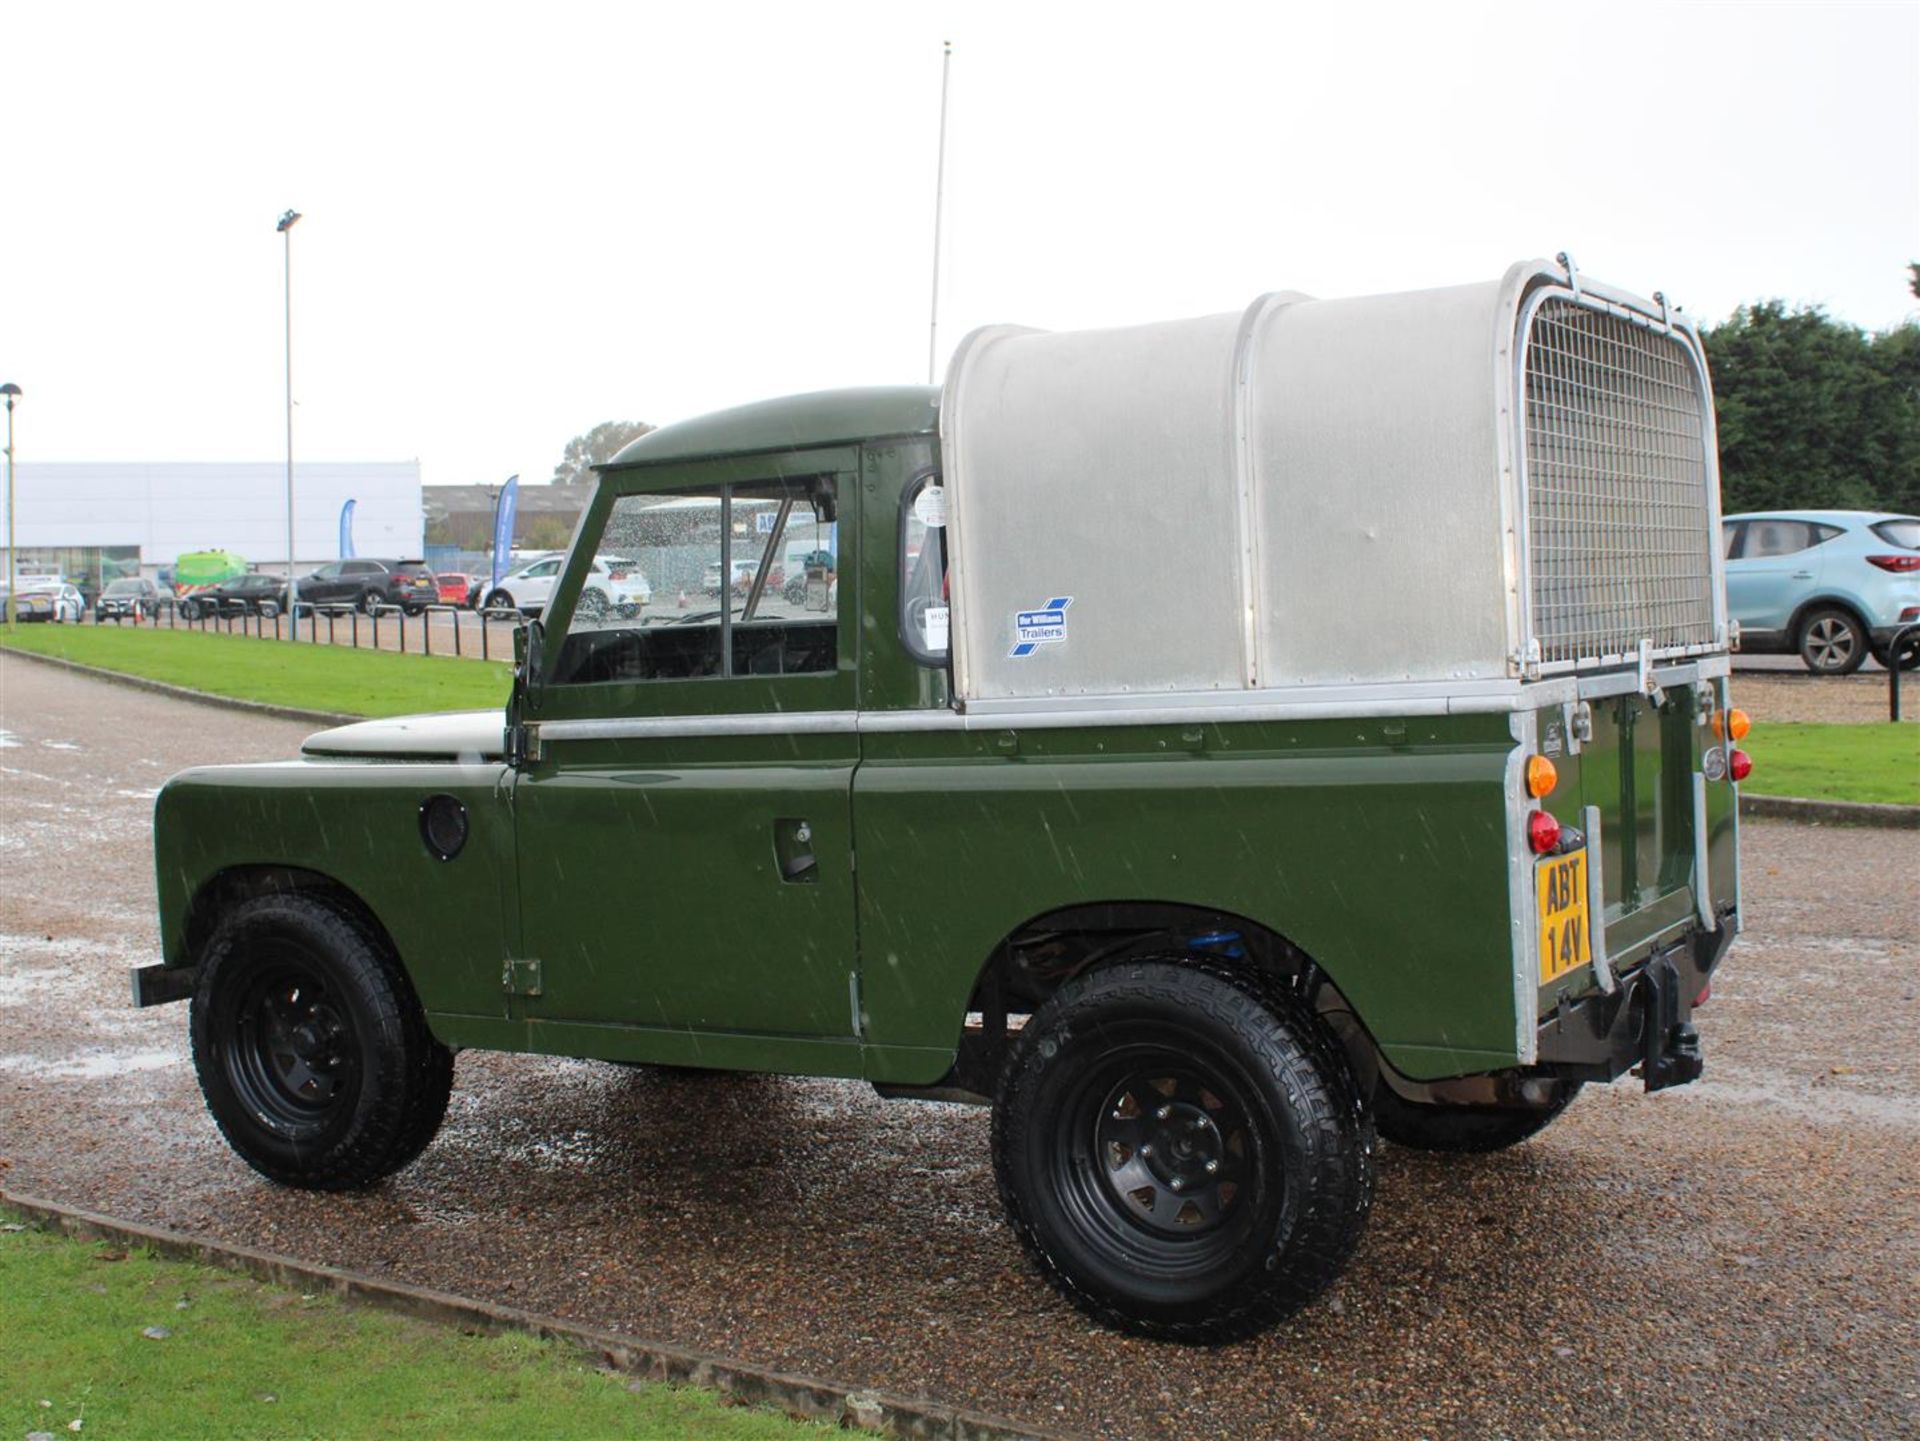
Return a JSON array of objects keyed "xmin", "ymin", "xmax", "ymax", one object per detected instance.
[{"xmin": 2, "ymin": 652, "xmax": 1915, "ymax": 1440}]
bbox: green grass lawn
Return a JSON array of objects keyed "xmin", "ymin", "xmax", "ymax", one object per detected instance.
[
  {"xmin": 1740, "ymin": 721, "xmax": 1920, "ymax": 805},
  {"xmin": 0, "ymin": 1215, "xmax": 824, "ymax": 1440},
  {"xmin": 0, "ymin": 624, "xmax": 511, "ymax": 718}
]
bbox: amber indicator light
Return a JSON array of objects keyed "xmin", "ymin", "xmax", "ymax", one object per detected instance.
[{"xmin": 1526, "ymin": 755, "xmax": 1558, "ymax": 798}]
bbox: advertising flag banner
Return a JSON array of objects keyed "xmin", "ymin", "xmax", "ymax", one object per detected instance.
[
  {"xmin": 338, "ymin": 498, "xmax": 357, "ymax": 559},
  {"xmin": 491, "ymin": 476, "xmax": 519, "ymax": 591}
]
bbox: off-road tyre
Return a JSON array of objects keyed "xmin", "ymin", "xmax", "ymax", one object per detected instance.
[
  {"xmin": 1371, "ymin": 1080, "xmax": 1583, "ymax": 1153},
  {"xmin": 189, "ymin": 893, "xmax": 454, "ymax": 1190},
  {"xmin": 1798, "ymin": 606, "xmax": 1867, "ymax": 675},
  {"xmin": 992, "ymin": 960, "xmax": 1375, "ymax": 1344}
]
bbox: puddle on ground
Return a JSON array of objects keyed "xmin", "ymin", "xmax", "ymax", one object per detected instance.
[{"xmin": 0, "ymin": 1048, "xmax": 182, "ymax": 1078}]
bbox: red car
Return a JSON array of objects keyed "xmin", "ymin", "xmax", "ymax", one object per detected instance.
[{"xmin": 435, "ymin": 572, "xmax": 476, "ymax": 608}]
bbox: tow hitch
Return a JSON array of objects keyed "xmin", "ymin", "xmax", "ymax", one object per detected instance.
[{"xmin": 1638, "ymin": 952, "xmax": 1704, "ymax": 1092}]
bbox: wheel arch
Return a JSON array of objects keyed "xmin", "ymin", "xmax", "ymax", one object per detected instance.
[
  {"xmin": 1787, "ymin": 593, "xmax": 1873, "ymax": 643},
  {"xmin": 183, "ymin": 864, "xmax": 400, "ymax": 975},
  {"xmin": 941, "ymin": 898, "xmax": 1383, "ymax": 1097}
]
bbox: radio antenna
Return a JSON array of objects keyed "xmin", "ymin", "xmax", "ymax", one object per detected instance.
[{"xmin": 927, "ymin": 40, "xmax": 953, "ymax": 385}]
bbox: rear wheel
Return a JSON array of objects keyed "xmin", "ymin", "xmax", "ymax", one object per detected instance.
[
  {"xmin": 993, "ymin": 961, "xmax": 1374, "ymax": 1344},
  {"xmin": 359, "ymin": 588, "xmax": 384, "ymax": 617},
  {"xmin": 189, "ymin": 893, "xmax": 453, "ymax": 1190},
  {"xmin": 1371, "ymin": 1080, "xmax": 1583, "ymax": 1153},
  {"xmin": 1798, "ymin": 607, "xmax": 1867, "ymax": 675}
]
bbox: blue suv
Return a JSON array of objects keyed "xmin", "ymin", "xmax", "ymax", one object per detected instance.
[{"xmin": 1722, "ymin": 510, "xmax": 1920, "ymax": 673}]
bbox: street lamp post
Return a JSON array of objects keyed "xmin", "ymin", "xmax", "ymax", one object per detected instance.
[
  {"xmin": 277, "ymin": 208, "xmax": 301, "ymax": 641},
  {"xmin": 2, "ymin": 383, "xmax": 20, "ymax": 629}
]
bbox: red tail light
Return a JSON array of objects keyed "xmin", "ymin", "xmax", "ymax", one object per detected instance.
[
  {"xmin": 1527, "ymin": 810, "xmax": 1562, "ymax": 854},
  {"xmin": 609, "ymin": 569, "xmax": 628, "ymax": 580},
  {"xmin": 1729, "ymin": 749, "xmax": 1753, "ymax": 782},
  {"xmin": 1866, "ymin": 554, "xmax": 1920, "ymax": 573}
]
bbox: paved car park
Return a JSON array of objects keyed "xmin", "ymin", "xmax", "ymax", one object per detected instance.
[{"xmin": 1, "ymin": 652, "xmax": 1914, "ymax": 1440}]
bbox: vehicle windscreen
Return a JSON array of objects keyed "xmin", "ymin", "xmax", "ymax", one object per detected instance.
[{"xmin": 105, "ymin": 580, "xmax": 144, "ymax": 596}]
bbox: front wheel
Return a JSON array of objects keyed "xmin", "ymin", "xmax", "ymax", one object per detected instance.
[
  {"xmin": 484, "ymin": 589, "xmax": 514, "ymax": 613},
  {"xmin": 1371, "ymin": 1080, "xmax": 1583, "ymax": 1153},
  {"xmin": 1798, "ymin": 607, "xmax": 1867, "ymax": 675},
  {"xmin": 993, "ymin": 961, "xmax": 1374, "ymax": 1344},
  {"xmin": 189, "ymin": 893, "xmax": 453, "ymax": 1190}
]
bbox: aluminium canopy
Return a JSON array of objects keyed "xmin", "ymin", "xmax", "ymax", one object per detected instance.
[{"xmin": 938, "ymin": 259, "xmax": 1725, "ymax": 710}]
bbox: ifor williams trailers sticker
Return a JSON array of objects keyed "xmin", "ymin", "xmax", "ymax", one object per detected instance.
[{"xmin": 1010, "ymin": 596, "xmax": 1073, "ymax": 658}]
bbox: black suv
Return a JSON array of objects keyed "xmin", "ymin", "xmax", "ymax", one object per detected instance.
[
  {"xmin": 178, "ymin": 573, "xmax": 290, "ymax": 620},
  {"xmin": 295, "ymin": 559, "xmax": 437, "ymax": 615},
  {"xmin": 95, "ymin": 577, "xmax": 167, "ymax": 622}
]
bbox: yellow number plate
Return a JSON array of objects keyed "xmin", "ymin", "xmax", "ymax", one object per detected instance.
[{"xmin": 1537, "ymin": 851, "xmax": 1591, "ymax": 985}]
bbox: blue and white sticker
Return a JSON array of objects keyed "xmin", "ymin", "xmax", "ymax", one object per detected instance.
[{"xmin": 1010, "ymin": 596, "xmax": 1073, "ymax": 657}]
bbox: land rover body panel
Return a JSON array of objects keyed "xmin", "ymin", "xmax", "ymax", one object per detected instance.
[{"xmin": 152, "ymin": 262, "xmax": 1739, "ymax": 1097}]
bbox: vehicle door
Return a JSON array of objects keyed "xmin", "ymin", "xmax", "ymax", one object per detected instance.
[
  {"xmin": 517, "ymin": 558, "xmax": 563, "ymax": 610},
  {"xmin": 299, "ymin": 562, "xmax": 344, "ymax": 606},
  {"xmin": 510, "ymin": 455, "xmax": 862, "ymax": 1053},
  {"xmin": 1723, "ymin": 517, "xmax": 1828, "ymax": 636}
]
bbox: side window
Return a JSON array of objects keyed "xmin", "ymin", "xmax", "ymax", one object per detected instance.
[
  {"xmin": 1744, "ymin": 520, "xmax": 1818, "ymax": 558},
  {"xmin": 528, "ymin": 559, "xmax": 561, "ymax": 579},
  {"xmin": 1721, "ymin": 522, "xmax": 1744, "ymax": 560},
  {"xmin": 900, "ymin": 472, "xmax": 948, "ymax": 665},
  {"xmin": 308, "ymin": 563, "xmax": 342, "ymax": 581},
  {"xmin": 343, "ymin": 561, "xmax": 378, "ymax": 577},
  {"xmin": 549, "ymin": 477, "xmax": 840, "ymax": 686}
]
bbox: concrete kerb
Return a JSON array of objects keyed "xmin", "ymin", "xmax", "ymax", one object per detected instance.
[
  {"xmin": 7, "ymin": 643, "xmax": 1918, "ymax": 829},
  {"xmin": 0, "ymin": 1190, "xmax": 1070, "ymax": 1441},
  {"xmin": 1737, "ymin": 794, "xmax": 1920, "ymax": 829}
]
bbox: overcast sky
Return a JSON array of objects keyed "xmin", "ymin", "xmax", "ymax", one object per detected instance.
[{"xmin": 4, "ymin": 0, "xmax": 1915, "ymax": 490}]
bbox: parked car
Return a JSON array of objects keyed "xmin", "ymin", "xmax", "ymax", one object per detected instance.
[
  {"xmin": 95, "ymin": 577, "xmax": 166, "ymax": 622},
  {"xmin": 0, "ymin": 583, "xmax": 61, "ymax": 622},
  {"xmin": 435, "ymin": 572, "xmax": 476, "ymax": 608},
  {"xmin": 178, "ymin": 573, "xmax": 289, "ymax": 620},
  {"xmin": 483, "ymin": 554, "xmax": 650, "ymax": 617},
  {"xmin": 17, "ymin": 580, "xmax": 85, "ymax": 623},
  {"xmin": 1722, "ymin": 510, "xmax": 1920, "ymax": 673},
  {"xmin": 296, "ymin": 559, "xmax": 437, "ymax": 615}
]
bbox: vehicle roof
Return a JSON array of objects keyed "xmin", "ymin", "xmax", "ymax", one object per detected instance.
[
  {"xmin": 1724, "ymin": 509, "xmax": 1918, "ymax": 524},
  {"xmin": 602, "ymin": 386, "xmax": 940, "ymax": 470}
]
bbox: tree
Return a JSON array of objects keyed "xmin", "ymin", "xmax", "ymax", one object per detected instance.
[
  {"xmin": 552, "ymin": 420, "xmax": 655, "ymax": 485},
  {"xmin": 1699, "ymin": 302, "xmax": 1919, "ymax": 518}
]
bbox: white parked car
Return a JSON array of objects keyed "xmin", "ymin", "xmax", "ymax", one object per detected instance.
[
  {"xmin": 19, "ymin": 579, "xmax": 85, "ymax": 623},
  {"xmin": 482, "ymin": 554, "xmax": 651, "ymax": 617}
]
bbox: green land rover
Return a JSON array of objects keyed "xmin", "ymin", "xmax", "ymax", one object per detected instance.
[{"xmin": 142, "ymin": 259, "xmax": 1746, "ymax": 1343}]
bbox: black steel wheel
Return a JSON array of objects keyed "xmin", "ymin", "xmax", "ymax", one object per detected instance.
[
  {"xmin": 1371, "ymin": 1080, "xmax": 1582, "ymax": 1153},
  {"xmin": 190, "ymin": 893, "xmax": 453, "ymax": 1190},
  {"xmin": 993, "ymin": 961, "xmax": 1374, "ymax": 1344},
  {"xmin": 1798, "ymin": 606, "xmax": 1867, "ymax": 675}
]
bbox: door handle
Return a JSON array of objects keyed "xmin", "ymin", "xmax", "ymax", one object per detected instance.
[
  {"xmin": 1790, "ymin": 571, "xmax": 1813, "ymax": 579},
  {"xmin": 773, "ymin": 818, "xmax": 818, "ymax": 883}
]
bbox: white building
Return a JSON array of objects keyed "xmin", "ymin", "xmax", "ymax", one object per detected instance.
[{"xmin": 1, "ymin": 461, "xmax": 422, "ymax": 583}]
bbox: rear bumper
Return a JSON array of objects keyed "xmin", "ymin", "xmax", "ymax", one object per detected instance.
[{"xmin": 1534, "ymin": 915, "xmax": 1736, "ymax": 1091}]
